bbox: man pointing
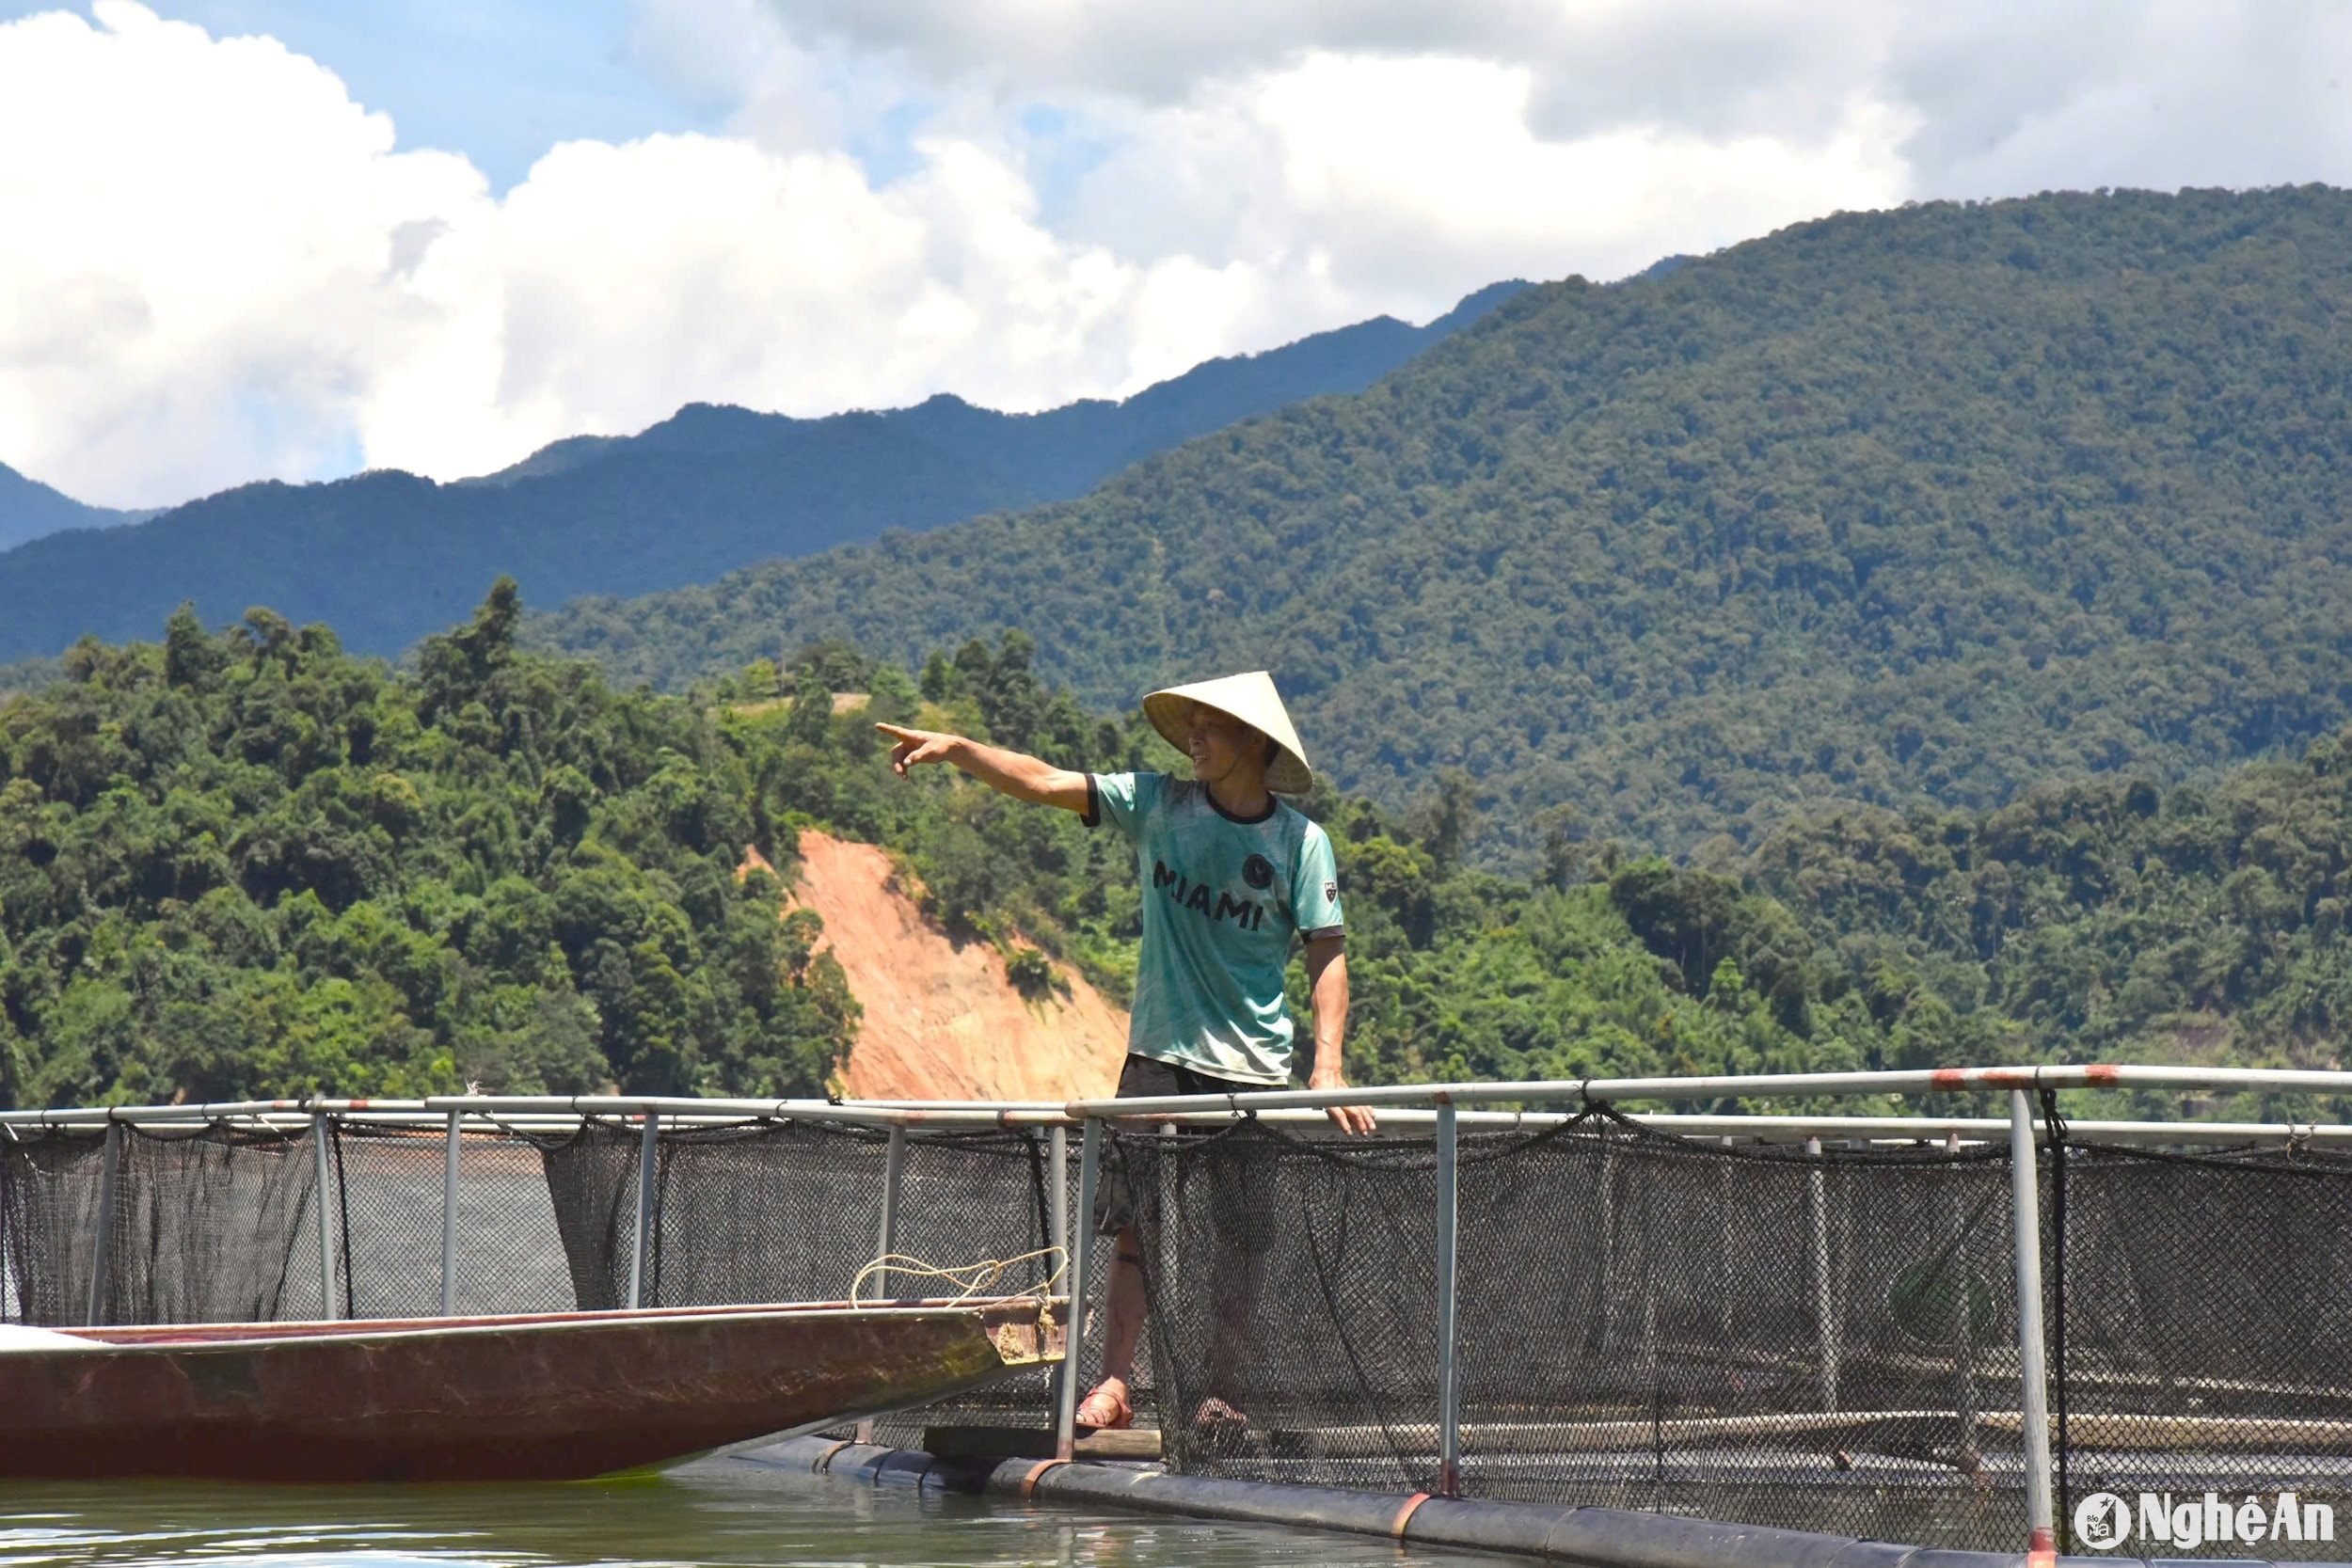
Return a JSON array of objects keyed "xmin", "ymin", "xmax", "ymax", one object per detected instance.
[{"xmin": 878, "ymin": 669, "xmax": 1372, "ymax": 1433}]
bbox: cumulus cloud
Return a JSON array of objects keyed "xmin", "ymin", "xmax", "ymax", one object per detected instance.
[
  {"xmin": 0, "ymin": 4, "xmax": 486, "ymax": 505},
  {"xmin": 4, "ymin": 0, "xmax": 2348, "ymax": 509}
]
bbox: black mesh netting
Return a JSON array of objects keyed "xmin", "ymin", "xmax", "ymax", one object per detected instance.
[
  {"xmin": 1, "ymin": 1123, "xmax": 325, "ymax": 1325},
  {"xmin": 1110, "ymin": 1115, "xmax": 1443, "ymax": 1490},
  {"xmin": 2045, "ymin": 1134, "xmax": 2352, "ymax": 1560},
  {"xmin": 1454, "ymin": 1115, "xmax": 2026, "ymax": 1548},
  {"xmin": 535, "ymin": 1118, "xmax": 1088, "ymax": 1439},
  {"xmin": 18, "ymin": 1102, "xmax": 2352, "ymax": 1557},
  {"xmin": 331, "ymin": 1122, "xmax": 576, "ymax": 1319},
  {"xmin": 1111, "ymin": 1114, "xmax": 2031, "ymax": 1548}
]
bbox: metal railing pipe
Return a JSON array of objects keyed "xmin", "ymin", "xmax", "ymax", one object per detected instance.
[
  {"xmin": 1434, "ymin": 1100, "xmax": 1462, "ymax": 1496},
  {"xmin": 82, "ymin": 1121, "xmax": 122, "ymax": 1326},
  {"xmin": 419, "ymin": 1094, "xmax": 1075, "ymax": 1128},
  {"xmin": 1065, "ymin": 1060, "xmax": 2352, "ymax": 1117},
  {"xmin": 1057, "ymin": 1117, "xmax": 1104, "ymax": 1463},
  {"xmin": 1805, "ymin": 1136, "xmax": 1837, "ymax": 1412},
  {"xmin": 2008, "ymin": 1089, "xmax": 2058, "ymax": 1566},
  {"xmin": 0, "ymin": 1099, "xmax": 424, "ymax": 1127},
  {"xmin": 439, "ymin": 1108, "xmax": 461, "ymax": 1316},
  {"xmin": 24, "ymin": 1101, "xmax": 2352, "ymax": 1150},
  {"xmin": 1049, "ymin": 1124, "xmax": 1069, "ymax": 1272},
  {"xmin": 310, "ymin": 1113, "xmax": 340, "ymax": 1322},
  {"xmin": 628, "ymin": 1113, "xmax": 660, "ymax": 1310},
  {"xmin": 874, "ymin": 1125, "xmax": 907, "ymax": 1298}
]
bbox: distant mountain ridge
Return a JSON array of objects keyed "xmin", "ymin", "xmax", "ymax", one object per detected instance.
[
  {"xmin": 0, "ymin": 463, "xmax": 154, "ymax": 552},
  {"xmin": 0, "ymin": 281, "xmax": 1529, "ymax": 661},
  {"xmin": 528, "ymin": 187, "xmax": 2352, "ymax": 858}
]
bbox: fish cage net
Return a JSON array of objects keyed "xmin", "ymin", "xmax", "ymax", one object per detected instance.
[
  {"xmin": 330, "ymin": 1121, "xmax": 576, "ymax": 1318},
  {"xmin": 1451, "ymin": 1116, "xmax": 2026, "ymax": 1548},
  {"xmin": 1110, "ymin": 1109, "xmax": 2352, "ymax": 1557},
  {"xmin": 9, "ymin": 1104, "xmax": 2352, "ymax": 1556},
  {"xmin": 2047, "ymin": 1134, "xmax": 2352, "ymax": 1560},
  {"xmin": 533, "ymin": 1118, "xmax": 1084, "ymax": 1441},
  {"xmin": 1, "ymin": 1123, "xmax": 326, "ymax": 1325}
]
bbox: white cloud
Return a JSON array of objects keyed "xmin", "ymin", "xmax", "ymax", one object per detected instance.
[
  {"xmin": 3, "ymin": 0, "xmax": 2348, "ymax": 509},
  {"xmin": 0, "ymin": 3, "xmax": 486, "ymax": 505}
]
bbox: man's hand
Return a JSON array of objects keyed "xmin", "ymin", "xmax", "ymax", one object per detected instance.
[
  {"xmin": 876, "ymin": 722, "xmax": 962, "ymax": 779},
  {"xmin": 1315, "ymin": 1070, "xmax": 1377, "ymax": 1136},
  {"xmin": 873, "ymin": 723, "xmax": 1092, "ymax": 813}
]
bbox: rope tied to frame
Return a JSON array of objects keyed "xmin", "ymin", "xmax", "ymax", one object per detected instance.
[{"xmin": 849, "ymin": 1244, "xmax": 1068, "ymax": 1308}]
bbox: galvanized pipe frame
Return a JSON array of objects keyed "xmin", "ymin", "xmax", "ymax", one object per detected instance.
[
  {"xmin": 80, "ymin": 1121, "xmax": 122, "ymax": 1326},
  {"xmin": 439, "ymin": 1109, "xmax": 461, "ymax": 1318},
  {"xmin": 310, "ymin": 1114, "xmax": 340, "ymax": 1322},
  {"xmin": 1062, "ymin": 1059, "xmax": 2352, "ymax": 1117},
  {"xmin": 627, "ymin": 1113, "xmax": 660, "ymax": 1311},
  {"xmin": 1056, "ymin": 1118, "xmax": 1105, "ymax": 1462},
  {"xmin": 2009, "ymin": 1090, "xmax": 2058, "ymax": 1568}
]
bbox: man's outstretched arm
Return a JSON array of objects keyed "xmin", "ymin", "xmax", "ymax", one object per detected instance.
[{"xmin": 875, "ymin": 722, "xmax": 1092, "ymax": 814}]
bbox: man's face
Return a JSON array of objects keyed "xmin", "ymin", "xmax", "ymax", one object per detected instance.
[{"xmin": 1183, "ymin": 701, "xmax": 1262, "ymax": 786}]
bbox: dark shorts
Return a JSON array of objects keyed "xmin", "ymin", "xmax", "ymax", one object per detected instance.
[{"xmin": 1090, "ymin": 1053, "xmax": 1270, "ymax": 1242}]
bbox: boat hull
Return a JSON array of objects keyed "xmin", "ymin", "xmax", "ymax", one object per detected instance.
[{"xmin": 0, "ymin": 1299, "xmax": 1060, "ymax": 1483}]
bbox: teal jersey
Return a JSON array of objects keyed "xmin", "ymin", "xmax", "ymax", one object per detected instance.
[{"xmin": 1086, "ymin": 770, "xmax": 1344, "ymax": 1085}]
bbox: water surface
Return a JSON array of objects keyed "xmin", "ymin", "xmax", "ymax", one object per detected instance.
[{"xmin": 0, "ymin": 1454, "xmax": 1505, "ymax": 1568}]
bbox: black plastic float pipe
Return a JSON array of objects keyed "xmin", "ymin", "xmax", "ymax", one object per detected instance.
[{"xmin": 746, "ymin": 1437, "xmax": 2163, "ymax": 1568}]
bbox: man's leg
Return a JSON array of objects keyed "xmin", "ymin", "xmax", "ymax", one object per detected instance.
[{"xmin": 1076, "ymin": 1226, "xmax": 1147, "ymax": 1426}]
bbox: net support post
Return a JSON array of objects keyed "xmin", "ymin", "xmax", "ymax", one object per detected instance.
[
  {"xmin": 1946, "ymin": 1131, "xmax": 1980, "ymax": 1468},
  {"xmin": 1049, "ymin": 1124, "xmax": 1070, "ymax": 1274},
  {"xmin": 875, "ymin": 1124, "xmax": 908, "ymax": 1299},
  {"xmin": 1805, "ymin": 1135, "xmax": 1837, "ymax": 1411},
  {"xmin": 628, "ymin": 1111, "xmax": 660, "ymax": 1310},
  {"xmin": 82, "ymin": 1120, "xmax": 123, "ymax": 1326},
  {"xmin": 1056, "ymin": 1117, "xmax": 1104, "ymax": 1463},
  {"xmin": 310, "ymin": 1112, "xmax": 340, "ymax": 1322},
  {"xmin": 2007, "ymin": 1089, "xmax": 2058, "ymax": 1567},
  {"xmin": 853, "ymin": 1123, "xmax": 911, "ymax": 1444},
  {"xmin": 438, "ymin": 1108, "xmax": 461, "ymax": 1316},
  {"xmin": 1435, "ymin": 1098, "xmax": 1463, "ymax": 1497}
]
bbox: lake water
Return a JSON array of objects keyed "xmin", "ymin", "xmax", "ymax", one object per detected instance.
[{"xmin": 0, "ymin": 1453, "xmax": 1507, "ymax": 1568}]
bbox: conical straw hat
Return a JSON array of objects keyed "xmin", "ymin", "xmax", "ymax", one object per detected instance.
[{"xmin": 1142, "ymin": 671, "xmax": 1313, "ymax": 794}]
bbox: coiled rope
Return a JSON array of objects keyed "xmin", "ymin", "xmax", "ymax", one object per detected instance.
[{"xmin": 849, "ymin": 1245, "xmax": 1067, "ymax": 1307}]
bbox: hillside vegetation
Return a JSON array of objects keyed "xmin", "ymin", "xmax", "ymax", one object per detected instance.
[
  {"xmin": 0, "ymin": 284, "xmax": 1523, "ymax": 662},
  {"xmin": 536, "ymin": 187, "xmax": 2352, "ymax": 860},
  {"xmin": 0, "ymin": 591, "xmax": 859, "ymax": 1105},
  {"xmin": 8, "ymin": 598, "xmax": 2350, "ymax": 1123}
]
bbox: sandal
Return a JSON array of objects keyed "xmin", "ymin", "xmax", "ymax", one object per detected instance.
[{"xmin": 1074, "ymin": 1379, "xmax": 1134, "ymax": 1431}]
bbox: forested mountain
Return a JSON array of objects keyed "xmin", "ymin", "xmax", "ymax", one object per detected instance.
[
  {"xmin": 0, "ymin": 462, "xmax": 151, "ymax": 552},
  {"xmin": 0, "ymin": 283, "xmax": 1526, "ymax": 663},
  {"xmin": 8, "ymin": 603, "xmax": 2348, "ymax": 1121},
  {"xmin": 535, "ymin": 187, "xmax": 2352, "ymax": 860}
]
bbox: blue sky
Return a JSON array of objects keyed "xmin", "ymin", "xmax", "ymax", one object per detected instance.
[{"xmin": 0, "ymin": 0, "xmax": 723, "ymax": 190}]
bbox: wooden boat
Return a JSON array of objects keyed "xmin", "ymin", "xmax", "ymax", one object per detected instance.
[{"xmin": 0, "ymin": 1296, "xmax": 1061, "ymax": 1483}]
